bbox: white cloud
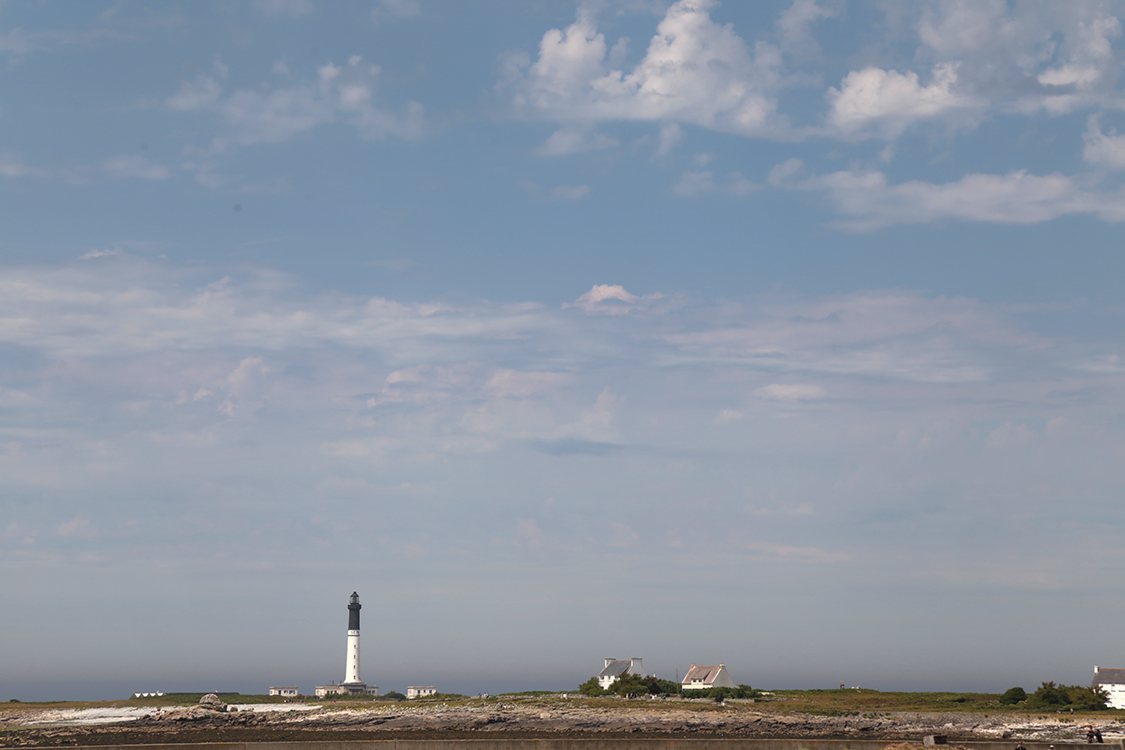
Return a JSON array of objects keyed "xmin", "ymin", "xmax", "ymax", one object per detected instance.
[
  {"xmin": 661, "ymin": 290, "xmax": 1028, "ymax": 384},
  {"xmin": 537, "ymin": 127, "xmax": 619, "ymax": 155},
  {"xmin": 565, "ymin": 283, "xmax": 661, "ymax": 315},
  {"xmin": 166, "ymin": 57, "xmax": 425, "ymax": 152},
  {"xmin": 777, "ymin": 0, "xmax": 840, "ymax": 52},
  {"xmin": 503, "ymin": 0, "xmax": 785, "ymax": 137},
  {"xmin": 653, "ymin": 122, "xmax": 683, "ymax": 158},
  {"xmin": 827, "ymin": 63, "xmax": 979, "ymax": 138},
  {"xmin": 1036, "ymin": 15, "xmax": 1120, "ymax": 90},
  {"xmin": 784, "ymin": 167, "xmax": 1125, "ymax": 231},
  {"xmin": 485, "ymin": 370, "xmax": 570, "ymax": 398},
  {"xmin": 102, "ymin": 155, "xmax": 171, "ymax": 180},
  {"xmin": 0, "ymin": 154, "xmax": 50, "ymax": 179},
  {"xmin": 756, "ymin": 383, "xmax": 826, "ymax": 401},
  {"xmin": 912, "ymin": 1, "xmax": 1125, "ymax": 116},
  {"xmin": 1083, "ymin": 115, "xmax": 1125, "ymax": 169},
  {"xmin": 80, "ymin": 247, "xmax": 125, "ymax": 260},
  {"xmin": 672, "ymin": 169, "xmax": 755, "ymax": 196}
]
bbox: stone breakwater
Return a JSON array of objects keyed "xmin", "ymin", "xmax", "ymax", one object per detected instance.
[{"xmin": 1, "ymin": 702, "xmax": 1122, "ymax": 747}]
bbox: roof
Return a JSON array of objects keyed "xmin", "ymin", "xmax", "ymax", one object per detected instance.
[
  {"xmin": 598, "ymin": 660, "xmax": 633, "ymax": 678},
  {"xmin": 682, "ymin": 664, "xmax": 725, "ymax": 685},
  {"xmin": 1093, "ymin": 668, "xmax": 1125, "ymax": 686}
]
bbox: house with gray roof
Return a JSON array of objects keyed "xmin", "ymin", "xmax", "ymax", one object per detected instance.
[
  {"xmin": 682, "ymin": 664, "xmax": 737, "ymax": 691},
  {"xmin": 1092, "ymin": 666, "xmax": 1125, "ymax": 709},
  {"xmin": 597, "ymin": 657, "xmax": 645, "ymax": 690}
]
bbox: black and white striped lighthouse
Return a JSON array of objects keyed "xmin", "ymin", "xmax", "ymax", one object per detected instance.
[{"xmin": 344, "ymin": 592, "xmax": 362, "ymax": 685}]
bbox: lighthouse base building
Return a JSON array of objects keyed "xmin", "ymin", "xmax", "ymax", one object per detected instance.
[{"xmin": 314, "ymin": 682, "xmax": 378, "ymax": 697}]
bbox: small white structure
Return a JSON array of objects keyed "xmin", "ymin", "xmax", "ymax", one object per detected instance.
[
  {"xmin": 597, "ymin": 657, "xmax": 645, "ymax": 690},
  {"xmin": 269, "ymin": 687, "xmax": 299, "ymax": 697},
  {"xmin": 407, "ymin": 686, "xmax": 437, "ymax": 699},
  {"xmin": 682, "ymin": 664, "xmax": 737, "ymax": 690},
  {"xmin": 131, "ymin": 692, "xmax": 164, "ymax": 698},
  {"xmin": 1092, "ymin": 666, "xmax": 1125, "ymax": 709}
]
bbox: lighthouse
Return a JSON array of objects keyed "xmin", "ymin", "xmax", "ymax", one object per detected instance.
[
  {"xmin": 345, "ymin": 591, "xmax": 362, "ymax": 685},
  {"xmin": 314, "ymin": 592, "xmax": 378, "ymax": 697}
]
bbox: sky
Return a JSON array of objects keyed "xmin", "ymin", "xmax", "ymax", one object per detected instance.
[{"xmin": 2, "ymin": 0, "xmax": 1125, "ymax": 702}]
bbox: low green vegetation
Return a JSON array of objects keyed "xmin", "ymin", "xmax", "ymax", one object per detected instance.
[
  {"xmin": 577, "ymin": 674, "xmax": 760, "ymax": 702},
  {"xmin": 766, "ymin": 685, "xmax": 1114, "ymax": 715},
  {"xmin": 1025, "ymin": 682, "xmax": 1108, "ymax": 711}
]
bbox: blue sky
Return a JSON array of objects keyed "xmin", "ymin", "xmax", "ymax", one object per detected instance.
[{"xmin": 2, "ymin": 0, "xmax": 1125, "ymax": 701}]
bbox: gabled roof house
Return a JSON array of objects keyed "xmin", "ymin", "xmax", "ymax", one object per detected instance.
[
  {"xmin": 597, "ymin": 657, "xmax": 645, "ymax": 690},
  {"xmin": 1092, "ymin": 666, "xmax": 1125, "ymax": 709},
  {"xmin": 682, "ymin": 664, "xmax": 737, "ymax": 690}
]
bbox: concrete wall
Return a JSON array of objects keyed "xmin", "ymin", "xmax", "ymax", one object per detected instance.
[{"xmin": 56, "ymin": 739, "xmax": 1125, "ymax": 750}]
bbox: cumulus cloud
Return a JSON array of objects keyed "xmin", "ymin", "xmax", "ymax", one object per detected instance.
[
  {"xmin": 166, "ymin": 56, "xmax": 425, "ymax": 152},
  {"xmin": 501, "ymin": 0, "xmax": 786, "ymax": 137},
  {"xmin": 911, "ymin": 1, "xmax": 1125, "ymax": 116},
  {"xmin": 827, "ymin": 63, "xmax": 980, "ymax": 138},
  {"xmin": 565, "ymin": 284, "xmax": 662, "ymax": 314}
]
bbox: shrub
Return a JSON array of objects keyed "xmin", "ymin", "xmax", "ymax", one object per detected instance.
[{"xmin": 381, "ymin": 691, "xmax": 406, "ymax": 701}]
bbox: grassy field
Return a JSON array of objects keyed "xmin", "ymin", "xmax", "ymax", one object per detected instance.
[{"xmin": 3, "ymin": 689, "xmax": 1124, "ymax": 719}]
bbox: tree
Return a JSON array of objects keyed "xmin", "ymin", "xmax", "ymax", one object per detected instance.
[
  {"xmin": 1027, "ymin": 682, "xmax": 1067, "ymax": 708},
  {"xmin": 577, "ymin": 677, "xmax": 605, "ymax": 697},
  {"xmin": 1026, "ymin": 682, "xmax": 1108, "ymax": 711},
  {"xmin": 1066, "ymin": 685, "xmax": 1108, "ymax": 711},
  {"xmin": 1000, "ymin": 687, "xmax": 1027, "ymax": 705}
]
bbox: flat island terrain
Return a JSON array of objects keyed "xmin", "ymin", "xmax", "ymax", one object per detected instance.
[{"xmin": 2, "ymin": 691, "xmax": 1123, "ymax": 748}]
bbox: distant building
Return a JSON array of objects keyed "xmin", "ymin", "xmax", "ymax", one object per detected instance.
[
  {"xmin": 1092, "ymin": 666, "xmax": 1125, "ymax": 709},
  {"xmin": 131, "ymin": 692, "xmax": 164, "ymax": 698},
  {"xmin": 269, "ymin": 687, "xmax": 299, "ymax": 697},
  {"xmin": 681, "ymin": 664, "xmax": 737, "ymax": 690},
  {"xmin": 597, "ymin": 657, "xmax": 645, "ymax": 691},
  {"xmin": 407, "ymin": 686, "xmax": 437, "ymax": 699}
]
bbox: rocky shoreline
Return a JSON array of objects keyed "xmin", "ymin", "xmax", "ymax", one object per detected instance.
[{"xmin": 3, "ymin": 699, "xmax": 1122, "ymax": 748}]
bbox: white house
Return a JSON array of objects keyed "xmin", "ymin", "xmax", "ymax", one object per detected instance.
[
  {"xmin": 682, "ymin": 664, "xmax": 737, "ymax": 690},
  {"xmin": 597, "ymin": 658, "xmax": 645, "ymax": 690},
  {"xmin": 269, "ymin": 686, "xmax": 299, "ymax": 697},
  {"xmin": 1092, "ymin": 666, "xmax": 1125, "ymax": 709},
  {"xmin": 407, "ymin": 686, "xmax": 437, "ymax": 699}
]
